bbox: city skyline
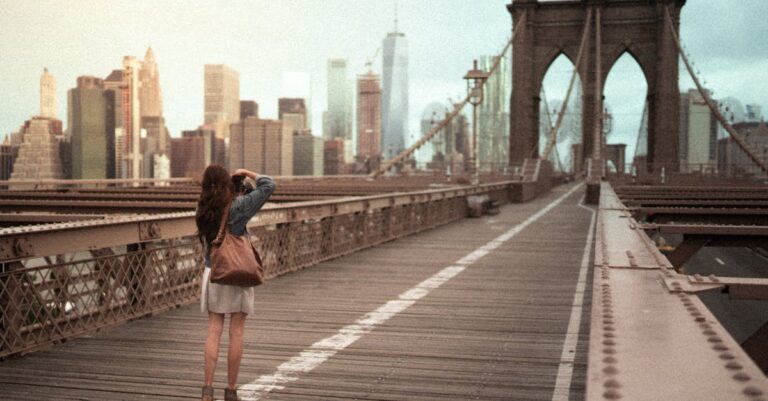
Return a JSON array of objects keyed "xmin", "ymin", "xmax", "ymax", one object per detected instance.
[{"xmin": 1, "ymin": 0, "xmax": 767, "ymax": 157}]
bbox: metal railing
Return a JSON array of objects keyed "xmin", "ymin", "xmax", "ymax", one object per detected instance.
[{"xmin": 0, "ymin": 180, "xmax": 517, "ymax": 358}]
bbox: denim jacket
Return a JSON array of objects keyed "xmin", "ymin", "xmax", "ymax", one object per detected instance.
[{"xmin": 203, "ymin": 176, "xmax": 276, "ymax": 268}]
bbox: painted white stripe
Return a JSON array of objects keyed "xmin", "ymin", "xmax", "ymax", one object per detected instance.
[
  {"xmin": 237, "ymin": 184, "xmax": 584, "ymax": 401},
  {"xmin": 550, "ymin": 196, "xmax": 597, "ymax": 401},
  {"xmin": 715, "ymin": 257, "xmax": 725, "ymax": 265}
]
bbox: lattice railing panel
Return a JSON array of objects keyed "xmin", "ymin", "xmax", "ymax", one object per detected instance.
[{"xmin": 0, "ymin": 240, "xmax": 202, "ymax": 357}]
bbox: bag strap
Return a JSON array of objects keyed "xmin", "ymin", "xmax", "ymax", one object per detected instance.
[{"xmin": 211, "ymin": 203, "xmax": 231, "ymax": 246}]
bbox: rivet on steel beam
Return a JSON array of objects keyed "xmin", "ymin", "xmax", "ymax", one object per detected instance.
[
  {"xmin": 603, "ymin": 356, "xmax": 618, "ymax": 364},
  {"xmin": 602, "ymin": 339, "xmax": 616, "ymax": 346},
  {"xmin": 732, "ymin": 372, "xmax": 751, "ymax": 382},
  {"xmin": 602, "ymin": 366, "xmax": 619, "ymax": 376},
  {"xmin": 695, "ymin": 316, "xmax": 706, "ymax": 322},
  {"xmin": 602, "ymin": 389, "xmax": 622, "ymax": 399},
  {"xmin": 604, "ymin": 379, "xmax": 622, "ymax": 389},
  {"xmin": 713, "ymin": 344, "xmax": 729, "ymax": 351},
  {"xmin": 703, "ymin": 329, "xmax": 716, "ymax": 336},
  {"xmin": 743, "ymin": 386, "xmax": 763, "ymax": 396},
  {"xmin": 709, "ymin": 274, "xmax": 720, "ymax": 283},
  {"xmin": 725, "ymin": 361, "xmax": 743, "ymax": 370},
  {"xmin": 603, "ymin": 326, "xmax": 616, "ymax": 332},
  {"xmin": 707, "ymin": 336, "xmax": 723, "ymax": 343},
  {"xmin": 604, "ymin": 332, "xmax": 616, "ymax": 338},
  {"xmin": 718, "ymin": 352, "xmax": 735, "ymax": 360},
  {"xmin": 699, "ymin": 323, "xmax": 711, "ymax": 329},
  {"xmin": 694, "ymin": 274, "xmax": 703, "ymax": 282}
]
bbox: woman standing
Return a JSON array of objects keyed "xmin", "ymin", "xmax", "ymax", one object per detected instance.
[{"xmin": 196, "ymin": 165, "xmax": 275, "ymax": 401}]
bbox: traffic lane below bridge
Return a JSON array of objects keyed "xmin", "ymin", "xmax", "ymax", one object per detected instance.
[{"xmin": 685, "ymin": 247, "xmax": 768, "ymax": 343}]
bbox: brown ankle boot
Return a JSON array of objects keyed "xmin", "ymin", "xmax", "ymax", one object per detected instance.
[
  {"xmin": 224, "ymin": 388, "xmax": 241, "ymax": 401},
  {"xmin": 201, "ymin": 385, "xmax": 213, "ymax": 401}
]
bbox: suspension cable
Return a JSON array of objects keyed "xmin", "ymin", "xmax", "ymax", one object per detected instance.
[
  {"xmin": 369, "ymin": 12, "xmax": 528, "ymax": 178},
  {"xmin": 540, "ymin": 8, "xmax": 593, "ymax": 161},
  {"xmin": 541, "ymin": 86, "xmax": 565, "ymax": 171},
  {"xmin": 664, "ymin": 6, "xmax": 768, "ymax": 175},
  {"xmin": 631, "ymin": 99, "xmax": 648, "ymax": 173}
]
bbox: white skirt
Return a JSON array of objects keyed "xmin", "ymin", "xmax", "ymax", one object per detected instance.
[{"xmin": 200, "ymin": 267, "xmax": 255, "ymax": 315}]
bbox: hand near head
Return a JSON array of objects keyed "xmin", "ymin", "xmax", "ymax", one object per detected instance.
[{"xmin": 232, "ymin": 169, "xmax": 258, "ymax": 179}]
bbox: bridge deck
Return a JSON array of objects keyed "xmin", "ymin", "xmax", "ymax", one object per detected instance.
[{"xmin": 0, "ymin": 183, "xmax": 593, "ymax": 401}]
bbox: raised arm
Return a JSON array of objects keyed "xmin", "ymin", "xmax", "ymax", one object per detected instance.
[{"xmin": 232, "ymin": 169, "xmax": 276, "ymax": 217}]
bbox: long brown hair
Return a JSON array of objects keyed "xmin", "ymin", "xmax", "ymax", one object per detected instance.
[{"xmin": 196, "ymin": 165, "xmax": 235, "ymax": 245}]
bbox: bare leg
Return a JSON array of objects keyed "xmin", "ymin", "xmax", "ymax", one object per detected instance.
[
  {"xmin": 204, "ymin": 312, "xmax": 225, "ymax": 386},
  {"xmin": 227, "ymin": 312, "xmax": 247, "ymax": 389}
]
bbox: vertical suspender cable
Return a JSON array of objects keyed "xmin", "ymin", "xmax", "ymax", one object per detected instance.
[{"xmin": 592, "ymin": 6, "xmax": 603, "ymax": 161}]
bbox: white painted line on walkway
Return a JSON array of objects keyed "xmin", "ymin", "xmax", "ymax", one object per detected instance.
[
  {"xmin": 551, "ymin": 196, "xmax": 596, "ymax": 401},
  {"xmin": 715, "ymin": 257, "xmax": 725, "ymax": 265},
  {"xmin": 237, "ymin": 184, "xmax": 584, "ymax": 401}
]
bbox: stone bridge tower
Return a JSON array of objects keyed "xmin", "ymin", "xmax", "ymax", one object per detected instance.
[{"xmin": 507, "ymin": 0, "xmax": 686, "ymax": 173}]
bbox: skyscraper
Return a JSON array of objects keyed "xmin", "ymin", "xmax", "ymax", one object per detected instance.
[
  {"xmin": 11, "ymin": 69, "xmax": 64, "ymax": 184},
  {"xmin": 40, "ymin": 68, "xmax": 56, "ymax": 118},
  {"xmin": 121, "ymin": 56, "xmax": 142, "ymax": 179},
  {"xmin": 68, "ymin": 76, "xmax": 109, "ymax": 179},
  {"xmin": 172, "ymin": 125, "xmax": 225, "ymax": 178},
  {"xmin": 10, "ymin": 118, "xmax": 64, "ymax": 182},
  {"xmin": 204, "ymin": 64, "xmax": 240, "ymax": 139},
  {"xmin": 0, "ymin": 143, "xmax": 19, "ymax": 180},
  {"xmin": 679, "ymin": 88, "xmax": 718, "ymax": 171},
  {"xmin": 326, "ymin": 59, "xmax": 352, "ymax": 141},
  {"xmin": 746, "ymin": 104, "xmax": 763, "ymax": 122},
  {"xmin": 229, "ymin": 117, "xmax": 292, "ymax": 176},
  {"xmin": 381, "ymin": 19, "xmax": 408, "ymax": 159},
  {"xmin": 356, "ymin": 71, "xmax": 381, "ymax": 158},
  {"xmin": 478, "ymin": 55, "xmax": 510, "ymax": 172},
  {"xmin": 139, "ymin": 47, "xmax": 169, "ymax": 168},
  {"xmin": 139, "ymin": 47, "xmax": 163, "ymax": 119},
  {"xmin": 420, "ymin": 102, "xmax": 446, "ymax": 162},
  {"xmin": 240, "ymin": 100, "xmax": 258, "ymax": 120},
  {"xmin": 293, "ymin": 131, "xmax": 323, "ymax": 176},
  {"xmin": 103, "ymin": 70, "xmax": 123, "ymax": 178},
  {"xmin": 278, "ymin": 98, "xmax": 308, "ymax": 129}
]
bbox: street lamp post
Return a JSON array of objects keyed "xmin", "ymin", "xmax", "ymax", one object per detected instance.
[{"xmin": 464, "ymin": 59, "xmax": 488, "ymax": 185}]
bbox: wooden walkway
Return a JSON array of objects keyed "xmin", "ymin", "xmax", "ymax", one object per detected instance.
[{"xmin": 0, "ymin": 183, "xmax": 594, "ymax": 401}]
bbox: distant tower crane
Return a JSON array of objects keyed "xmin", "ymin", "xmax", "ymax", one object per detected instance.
[{"xmin": 365, "ymin": 47, "xmax": 380, "ymax": 73}]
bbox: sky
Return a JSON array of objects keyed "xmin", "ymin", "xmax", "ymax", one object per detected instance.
[{"xmin": 1, "ymin": 0, "xmax": 767, "ymax": 163}]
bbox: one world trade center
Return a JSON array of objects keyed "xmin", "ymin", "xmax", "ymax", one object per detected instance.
[{"xmin": 381, "ymin": 19, "xmax": 408, "ymax": 160}]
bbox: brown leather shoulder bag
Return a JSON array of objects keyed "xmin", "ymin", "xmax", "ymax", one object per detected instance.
[{"xmin": 209, "ymin": 204, "xmax": 264, "ymax": 287}]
